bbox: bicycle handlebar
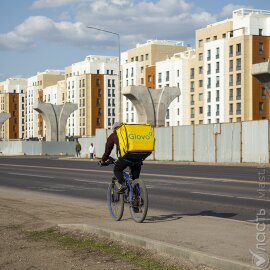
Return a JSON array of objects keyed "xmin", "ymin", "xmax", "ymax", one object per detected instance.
[{"xmin": 98, "ymin": 156, "xmax": 115, "ymax": 167}]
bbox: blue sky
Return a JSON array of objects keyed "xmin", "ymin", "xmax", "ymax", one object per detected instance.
[{"xmin": 0, "ymin": 0, "xmax": 270, "ymax": 81}]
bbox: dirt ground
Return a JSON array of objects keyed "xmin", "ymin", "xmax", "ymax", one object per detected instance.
[{"xmin": 0, "ymin": 188, "xmax": 147, "ymax": 270}]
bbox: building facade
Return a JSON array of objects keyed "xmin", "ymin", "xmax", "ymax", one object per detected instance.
[{"xmin": 0, "ymin": 78, "xmax": 27, "ymax": 139}]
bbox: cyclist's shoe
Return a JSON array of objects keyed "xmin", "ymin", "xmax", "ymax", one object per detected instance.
[{"xmin": 117, "ymin": 183, "xmax": 127, "ymax": 194}]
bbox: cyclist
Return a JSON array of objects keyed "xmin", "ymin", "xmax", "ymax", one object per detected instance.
[{"xmin": 100, "ymin": 122, "xmax": 142, "ymax": 194}]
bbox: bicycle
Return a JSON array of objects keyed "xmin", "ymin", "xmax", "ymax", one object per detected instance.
[{"xmin": 99, "ymin": 157, "xmax": 148, "ymax": 223}]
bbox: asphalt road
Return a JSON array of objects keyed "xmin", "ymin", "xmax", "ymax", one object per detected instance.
[{"xmin": 0, "ymin": 156, "xmax": 269, "ymax": 223}]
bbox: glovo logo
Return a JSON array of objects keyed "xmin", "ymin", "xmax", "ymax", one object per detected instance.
[{"xmin": 128, "ymin": 132, "xmax": 153, "ymax": 140}]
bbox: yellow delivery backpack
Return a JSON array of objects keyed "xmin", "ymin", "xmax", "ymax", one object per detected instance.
[{"xmin": 116, "ymin": 123, "xmax": 155, "ymax": 161}]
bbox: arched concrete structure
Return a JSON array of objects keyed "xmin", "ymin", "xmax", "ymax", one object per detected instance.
[
  {"xmin": 123, "ymin": 86, "xmax": 181, "ymax": 127},
  {"xmin": 252, "ymin": 62, "xmax": 270, "ymax": 95},
  {"xmin": 0, "ymin": 112, "xmax": 11, "ymax": 134},
  {"xmin": 33, "ymin": 102, "xmax": 78, "ymax": 141}
]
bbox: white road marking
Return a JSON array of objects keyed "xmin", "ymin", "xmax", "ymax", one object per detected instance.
[
  {"xmin": 8, "ymin": 173, "xmax": 55, "ymax": 179},
  {"xmin": 192, "ymin": 191, "xmax": 270, "ymax": 202},
  {"xmin": 1, "ymin": 163, "xmax": 269, "ymax": 186},
  {"xmin": 73, "ymin": 178, "xmax": 108, "ymax": 185}
]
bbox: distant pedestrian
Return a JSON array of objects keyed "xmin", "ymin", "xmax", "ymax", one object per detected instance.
[
  {"xmin": 75, "ymin": 140, "xmax": 81, "ymax": 158},
  {"xmin": 89, "ymin": 143, "xmax": 95, "ymax": 160}
]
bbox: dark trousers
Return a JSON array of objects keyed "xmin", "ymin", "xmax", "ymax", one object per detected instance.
[{"xmin": 113, "ymin": 157, "xmax": 142, "ymax": 185}]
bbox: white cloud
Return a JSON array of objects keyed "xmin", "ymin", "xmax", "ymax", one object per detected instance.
[
  {"xmin": 0, "ymin": 16, "xmax": 109, "ymax": 51},
  {"xmin": 31, "ymin": 0, "xmax": 81, "ymax": 9},
  {"xmin": 1, "ymin": 0, "xmax": 218, "ymax": 52},
  {"xmin": 220, "ymin": 4, "xmax": 253, "ymax": 18}
]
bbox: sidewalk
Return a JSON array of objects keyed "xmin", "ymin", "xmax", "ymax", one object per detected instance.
[{"xmin": 0, "ymin": 187, "xmax": 268, "ymax": 270}]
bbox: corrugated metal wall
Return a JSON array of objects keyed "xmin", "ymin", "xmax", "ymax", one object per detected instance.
[
  {"xmin": 153, "ymin": 127, "xmax": 173, "ymax": 160},
  {"xmin": 217, "ymin": 123, "xmax": 241, "ymax": 163},
  {"xmin": 242, "ymin": 120, "xmax": 269, "ymax": 163}
]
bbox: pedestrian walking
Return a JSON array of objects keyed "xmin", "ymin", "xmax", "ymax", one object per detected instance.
[
  {"xmin": 89, "ymin": 143, "xmax": 95, "ymax": 160},
  {"xmin": 75, "ymin": 140, "xmax": 81, "ymax": 158}
]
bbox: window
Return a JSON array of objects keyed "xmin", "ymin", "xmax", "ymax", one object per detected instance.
[
  {"xmin": 141, "ymin": 55, "xmax": 144, "ymax": 61},
  {"xmin": 207, "ymin": 50, "xmax": 211, "ymax": 61},
  {"xmin": 216, "ymin": 76, "xmax": 220, "ymax": 87},
  {"xmin": 145, "ymin": 54, "xmax": 149, "ymax": 60},
  {"xmin": 207, "ymin": 91, "xmax": 211, "ymax": 102},
  {"xmin": 213, "ymin": 36, "xmax": 217, "ymax": 40},
  {"xmin": 135, "ymin": 56, "xmax": 138, "ymax": 61},
  {"xmin": 236, "ymin": 58, "xmax": 241, "ymax": 70},
  {"xmin": 216, "ymin": 62, "xmax": 220, "ymax": 73},
  {"xmin": 207, "ymin": 105, "xmax": 211, "ymax": 116},
  {"xmin": 229, "ymin": 89, "xmax": 233, "ymax": 100},
  {"xmin": 216, "ymin": 90, "xmax": 220, "ymax": 102},
  {"xmin": 199, "ymin": 53, "xmax": 203, "ymax": 61},
  {"xmin": 229, "ymin": 45, "xmax": 233, "ymax": 57},
  {"xmin": 148, "ymin": 75, "xmax": 152, "ymax": 83},
  {"xmin": 190, "ymin": 81, "xmax": 194, "ymax": 92},
  {"xmin": 229, "ymin": 75, "xmax": 233, "ymax": 86},
  {"xmin": 207, "ymin": 64, "xmax": 211, "ymax": 74},
  {"xmin": 96, "ymin": 79, "xmax": 100, "ymax": 86},
  {"xmin": 177, "ymin": 70, "xmax": 180, "ymax": 77},
  {"xmin": 97, "ymin": 69, "xmax": 100, "ymax": 74},
  {"xmin": 216, "ymin": 47, "xmax": 220, "ymax": 59},
  {"xmin": 222, "ymin": 33, "xmax": 226, "ymax": 38},
  {"xmin": 126, "ymin": 69, "xmax": 128, "ymax": 78},
  {"xmin": 131, "ymin": 67, "xmax": 134, "ymax": 77},
  {"xmin": 141, "ymin": 66, "xmax": 144, "ymax": 73},
  {"xmin": 166, "ymin": 71, "xmax": 169, "ymax": 81},
  {"xmin": 199, "ymin": 80, "xmax": 203, "ymax": 87},
  {"xmin": 206, "ymin": 37, "xmax": 210, "ymax": 42},
  {"xmin": 216, "ymin": 104, "xmax": 220, "ymax": 116},
  {"xmin": 236, "ymin": 43, "xmax": 241, "ymax": 55},
  {"xmin": 199, "ymin": 66, "xmax": 203, "ymax": 74},
  {"xmin": 199, "ymin": 93, "xmax": 203, "ymax": 101},
  {"xmin": 229, "ymin": 60, "xmax": 233, "ymax": 72},
  {"xmin": 259, "ymin": 102, "xmax": 264, "ymax": 114},
  {"xmin": 262, "ymin": 87, "xmax": 266, "ymax": 99},
  {"xmin": 259, "ymin": 43, "xmax": 263, "ymax": 54},
  {"xmin": 177, "ymin": 108, "xmax": 180, "ymax": 115},
  {"xmin": 199, "ymin": 39, "xmax": 203, "ymax": 47},
  {"xmin": 199, "ymin": 107, "xmax": 203, "ymax": 114},
  {"xmin": 207, "ymin": 78, "xmax": 211, "ymax": 89},
  {"xmin": 190, "ymin": 68, "xmax": 194, "ymax": 79},
  {"xmin": 229, "ymin": 104, "xmax": 233, "ymax": 115},
  {"xmin": 259, "ymin": 28, "xmax": 263, "ymax": 36},
  {"xmin": 158, "ymin": 72, "xmax": 162, "ymax": 83},
  {"xmin": 236, "ymin": 73, "xmax": 241, "ymax": 85},
  {"xmin": 236, "ymin": 88, "xmax": 241, "ymax": 100},
  {"xmin": 236, "ymin": 103, "xmax": 241, "ymax": 115}
]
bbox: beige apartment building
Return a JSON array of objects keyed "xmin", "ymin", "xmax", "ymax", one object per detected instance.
[{"xmin": 189, "ymin": 9, "xmax": 270, "ymax": 125}]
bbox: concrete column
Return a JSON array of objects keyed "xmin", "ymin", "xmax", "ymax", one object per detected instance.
[
  {"xmin": 0, "ymin": 112, "xmax": 11, "ymax": 135},
  {"xmin": 34, "ymin": 102, "xmax": 78, "ymax": 141},
  {"xmin": 122, "ymin": 86, "xmax": 181, "ymax": 127},
  {"xmin": 252, "ymin": 62, "xmax": 270, "ymax": 95}
]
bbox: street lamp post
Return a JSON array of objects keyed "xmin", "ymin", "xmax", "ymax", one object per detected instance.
[{"xmin": 87, "ymin": 26, "xmax": 122, "ymax": 122}]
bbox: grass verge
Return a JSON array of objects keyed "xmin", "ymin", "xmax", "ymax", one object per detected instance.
[{"xmin": 27, "ymin": 227, "xmax": 185, "ymax": 270}]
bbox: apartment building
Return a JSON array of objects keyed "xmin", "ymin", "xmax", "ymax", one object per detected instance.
[
  {"xmin": 190, "ymin": 8, "xmax": 270, "ymax": 125},
  {"xmin": 65, "ymin": 55, "xmax": 118, "ymax": 137},
  {"xmin": 0, "ymin": 78, "xmax": 27, "ymax": 139},
  {"xmin": 156, "ymin": 50, "xmax": 195, "ymax": 126},
  {"xmin": 26, "ymin": 70, "xmax": 64, "ymax": 139},
  {"xmin": 122, "ymin": 40, "xmax": 189, "ymax": 123}
]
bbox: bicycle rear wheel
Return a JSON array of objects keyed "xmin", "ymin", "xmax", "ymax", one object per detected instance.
[
  {"xmin": 107, "ymin": 182, "xmax": 124, "ymax": 221},
  {"xmin": 129, "ymin": 179, "xmax": 148, "ymax": 223}
]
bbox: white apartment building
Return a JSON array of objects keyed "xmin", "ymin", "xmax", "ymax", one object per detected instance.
[
  {"xmin": 0, "ymin": 78, "xmax": 27, "ymax": 139},
  {"xmin": 25, "ymin": 70, "xmax": 64, "ymax": 139},
  {"xmin": 204, "ymin": 39, "xmax": 227, "ymax": 124},
  {"xmin": 121, "ymin": 40, "xmax": 189, "ymax": 124},
  {"xmin": 65, "ymin": 55, "xmax": 118, "ymax": 137},
  {"xmin": 156, "ymin": 51, "xmax": 194, "ymax": 126}
]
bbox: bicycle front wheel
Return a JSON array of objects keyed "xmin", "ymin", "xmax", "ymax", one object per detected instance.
[
  {"xmin": 129, "ymin": 179, "xmax": 148, "ymax": 223},
  {"xmin": 107, "ymin": 182, "xmax": 124, "ymax": 221}
]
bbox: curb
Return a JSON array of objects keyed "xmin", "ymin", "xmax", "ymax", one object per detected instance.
[{"xmin": 58, "ymin": 223, "xmax": 257, "ymax": 270}]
